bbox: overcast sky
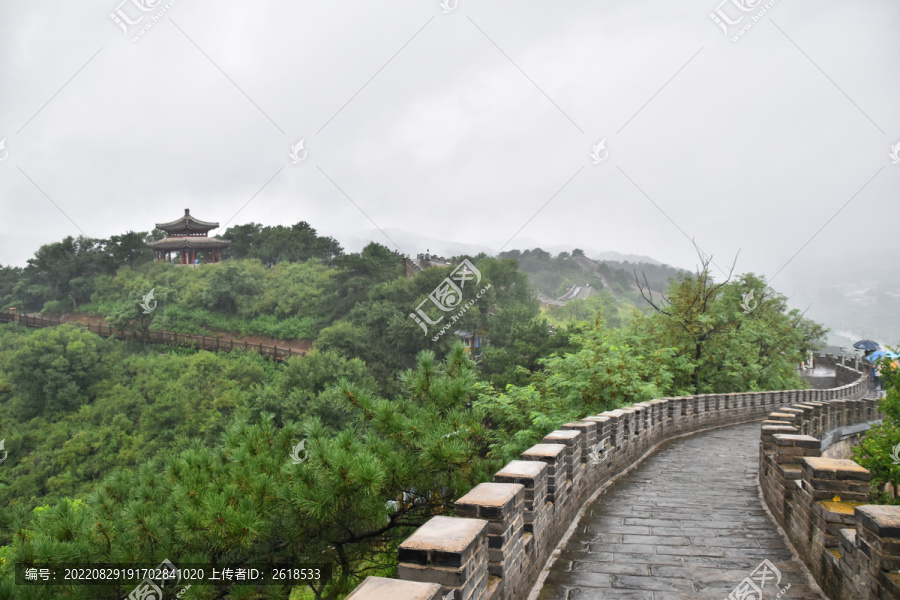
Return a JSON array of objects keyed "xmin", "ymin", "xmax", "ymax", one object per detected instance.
[{"xmin": 1, "ymin": 0, "xmax": 898, "ymax": 297}]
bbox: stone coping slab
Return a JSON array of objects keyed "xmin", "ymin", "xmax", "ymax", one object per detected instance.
[
  {"xmin": 543, "ymin": 430, "xmax": 581, "ymax": 442},
  {"xmin": 802, "ymin": 457, "xmax": 871, "ymax": 481},
  {"xmin": 521, "ymin": 444, "xmax": 567, "ymax": 459},
  {"xmin": 456, "ymin": 483, "xmax": 524, "ymax": 509},
  {"xmin": 762, "ymin": 425, "xmax": 799, "ymax": 434},
  {"xmin": 346, "ymin": 576, "xmax": 441, "ymax": 600},
  {"xmin": 562, "ymin": 421, "xmax": 596, "ymax": 430},
  {"xmin": 773, "ymin": 434, "xmax": 820, "ymax": 449},
  {"xmin": 582, "ymin": 416, "xmax": 610, "ymax": 423},
  {"xmin": 399, "ymin": 516, "xmax": 488, "ymax": 554},
  {"xmin": 856, "ymin": 505, "xmax": 900, "ymax": 538},
  {"xmin": 494, "ymin": 460, "xmax": 546, "ymax": 480}
]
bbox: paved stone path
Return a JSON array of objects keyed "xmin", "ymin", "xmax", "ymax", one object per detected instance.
[{"xmin": 536, "ymin": 422, "xmax": 824, "ymax": 600}]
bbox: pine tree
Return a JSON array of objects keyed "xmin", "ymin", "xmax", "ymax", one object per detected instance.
[{"xmin": 1, "ymin": 344, "xmax": 493, "ymax": 600}]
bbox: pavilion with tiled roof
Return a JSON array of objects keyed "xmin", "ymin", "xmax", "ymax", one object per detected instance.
[{"xmin": 146, "ymin": 208, "xmax": 231, "ymax": 265}]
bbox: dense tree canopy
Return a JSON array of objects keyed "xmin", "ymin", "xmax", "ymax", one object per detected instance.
[{"xmin": 223, "ymin": 221, "xmax": 342, "ymax": 266}]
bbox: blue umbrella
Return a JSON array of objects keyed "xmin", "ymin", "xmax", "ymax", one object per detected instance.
[
  {"xmin": 866, "ymin": 350, "xmax": 899, "ymax": 363},
  {"xmin": 854, "ymin": 340, "xmax": 880, "ymax": 351}
]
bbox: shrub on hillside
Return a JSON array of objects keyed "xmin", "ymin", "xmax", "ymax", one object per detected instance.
[
  {"xmin": 6, "ymin": 324, "xmax": 112, "ymax": 418},
  {"xmin": 853, "ymin": 353, "xmax": 900, "ymax": 504}
]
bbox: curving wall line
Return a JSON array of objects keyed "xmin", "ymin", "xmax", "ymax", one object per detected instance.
[{"xmin": 347, "ymin": 356, "xmax": 878, "ymax": 600}]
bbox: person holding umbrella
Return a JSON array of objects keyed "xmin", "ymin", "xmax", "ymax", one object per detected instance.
[
  {"xmin": 867, "ymin": 350, "xmax": 900, "ymax": 393},
  {"xmin": 855, "ymin": 339, "xmax": 880, "ymax": 358},
  {"xmin": 855, "ymin": 340, "xmax": 881, "ymax": 390}
]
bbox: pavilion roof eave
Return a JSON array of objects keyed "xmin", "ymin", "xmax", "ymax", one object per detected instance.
[
  {"xmin": 146, "ymin": 237, "xmax": 232, "ymax": 250},
  {"xmin": 155, "ymin": 217, "xmax": 220, "ymax": 232}
]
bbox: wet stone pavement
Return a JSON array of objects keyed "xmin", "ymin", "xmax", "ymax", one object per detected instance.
[{"xmin": 536, "ymin": 422, "xmax": 824, "ymax": 600}]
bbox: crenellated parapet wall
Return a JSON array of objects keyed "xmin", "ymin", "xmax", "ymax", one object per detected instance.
[
  {"xmin": 836, "ymin": 362, "xmax": 865, "ymax": 386},
  {"xmin": 759, "ymin": 394, "xmax": 900, "ymax": 600},
  {"xmin": 348, "ymin": 364, "xmax": 873, "ymax": 600}
]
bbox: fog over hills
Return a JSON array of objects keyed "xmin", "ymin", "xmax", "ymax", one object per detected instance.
[
  {"xmin": 342, "ymin": 227, "xmax": 663, "ymax": 266},
  {"xmin": 344, "ymin": 226, "xmax": 898, "ymax": 349}
]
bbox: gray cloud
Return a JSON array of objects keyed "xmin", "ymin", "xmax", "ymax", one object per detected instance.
[{"xmin": 1, "ymin": 0, "xmax": 898, "ymax": 331}]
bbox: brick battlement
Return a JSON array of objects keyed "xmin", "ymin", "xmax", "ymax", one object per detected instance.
[
  {"xmin": 349, "ymin": 365, "xmax": 877, "ymax": 599},
  {"xmin": 759, "ymin": 392, "xmax": 899, "ymax": 600}
]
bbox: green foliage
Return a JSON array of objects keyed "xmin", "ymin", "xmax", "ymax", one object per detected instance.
[
  {"xmin": 0, "ymin": 345, "xmax": 494, "ymax": 600},
  {"xmin": 8, "ymin": 233, "xmax": 155, "ymax": 312},
  {"xmin": 315, "ymin": 255, "xmax": 559, "ymax": 394},
  {"xmin": 5, "ymin": 324, "xmax": 111, "ymax": 418},
  {"xmin": 320, "ymin": 243, "xmax": 405, "ymax": 324},
  {"xmin": 0, "ymin": 327, "xmax": 269, "ymax": 515},
  {"xmin": 543, "ymin": 291, "xmax": 623, "ymax": 328},
  {"xmin": 82, "ymin": 259, "xmax": 331, "ymax": 341},
  {"xmin": 0, "ymin": 265, "xmax": 22, "ymax": 311},
  {"xmin": 198, "ymin": 261, "xmax": 263, "ymax": 314},
  {"xmin": 499, "ymin": 248, "xmax": 683, "ymax": 307},
  {"xmin": 475, "ymin": 317, "xmax": 684, "ymax": 463},
  {"xmin": 223, "ymin": 221, "xmax": 342, "ymax": 266},
  {"xmin": 244, "ymin": 350, "xmax": 378, "ymax": 430},
  {"xmin": 638, "ymin": 269, "xmax": 824, "ymax": 394},
  {"xmin": 479, "ymin": 317, "xmax": 577, "ymax": 388},
  {"xmin": 853, "ymin": 353, "xmax": 900, "ymax": 504}
]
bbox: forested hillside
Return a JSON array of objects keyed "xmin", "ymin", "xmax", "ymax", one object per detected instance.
[{"xmin": 0, "ymin": 224, "xmax": 827, "ymax": 599}]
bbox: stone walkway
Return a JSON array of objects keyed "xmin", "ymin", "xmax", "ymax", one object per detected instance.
[{"xmin": 536, "ymin": 422, "xmax": 824, "ymax": 600}]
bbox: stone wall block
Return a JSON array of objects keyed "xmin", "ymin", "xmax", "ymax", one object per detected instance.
[
  {"xmin": 455, "ymin": 483, "xmax": 526, "ymax": 591},
  {"xmin": 521, "ymin": 444, "xmax": 569, "ymax": 509},
  {"xmin": 397, "ymin": 516, "xmax": 489, "ymax": 600}
]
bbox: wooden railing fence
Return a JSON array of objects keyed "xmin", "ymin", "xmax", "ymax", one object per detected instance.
[{"xmin": 0, "ymin": 312, "xmax": 304, "ymax": 361}]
